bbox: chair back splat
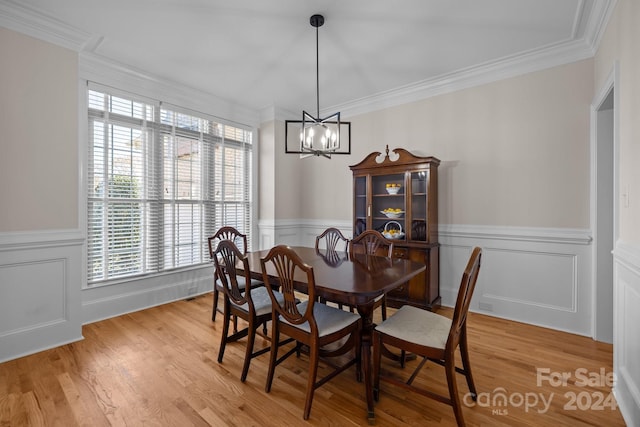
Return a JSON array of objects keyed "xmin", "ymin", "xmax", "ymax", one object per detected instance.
[
  {"xmin": 268, "ymin": 247, "xmax": 314, "ymax": 324},
  {"xmin": 349, "ymin": 229, "xmax": 394, "ymax": 258},
  {"xmin": 450, "ymin": 247, "xmax": 482, "ymax": 350},
  {"xmin": 208, "ymin": 226, "xmax": 248, "ymax": 255},
  {"xmin": 315, "ymin": 227, "xmax": 349, "ymax": 252},
  {"xmin": 213, "ymin": 240, "xmax": 251, "ymax": 307},
  {"xmin": 348, "ymin": 229, "xmax": 393, "ymax": 320}
]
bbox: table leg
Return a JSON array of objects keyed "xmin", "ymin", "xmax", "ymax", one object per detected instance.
[{"xmin": 357, "ymin": 304, "xmax": 376, "ymax": 424}]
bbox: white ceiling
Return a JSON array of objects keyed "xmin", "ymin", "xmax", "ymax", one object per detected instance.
[{"xmin": 9, "ymin": 0, "xmax": 609, "ymax": 116}]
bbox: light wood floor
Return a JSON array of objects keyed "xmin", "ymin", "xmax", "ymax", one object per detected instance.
[{"xmin": 0, "ymin": 293, "xmax": 626, "ymax": 426}]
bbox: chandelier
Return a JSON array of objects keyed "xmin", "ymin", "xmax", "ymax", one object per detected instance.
[{"xmin": 288, "ymin": 14, "xmax": 344, "ymax": 159}]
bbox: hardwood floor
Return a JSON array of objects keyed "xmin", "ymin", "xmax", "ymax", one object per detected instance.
[{"xmin": 0, "ymin": 293, "xmax": 626, "ymax": 426}]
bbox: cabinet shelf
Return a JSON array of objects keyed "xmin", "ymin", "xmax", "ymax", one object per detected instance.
[{"xmin": 350, "ymin": 146, "xmax": 441, "ymax": 311}]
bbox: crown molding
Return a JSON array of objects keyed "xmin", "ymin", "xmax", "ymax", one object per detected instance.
[
  {"xmin": 0, "ymin": 0, "xmax": 90, "ymax": 51},
  {"xmin": 332, "ymin": 37, "xmax": 595, "ymax": 118},
  {"xmin": 329, "ymin": 0, "xmax": 617, "ymax": 119},
  {"xmin": 259, "ymin": 105, "xmax": 298, "ymax": 124},
  {"xmin": 80, "ymin": 52, "xmax": 260, "ymax": 128},
  {"xmin": 583, "ymin": 0, "xmax": 618, "ymax": 51},
  {"xmin": 3, "ymin": 0, "xmax": 617, "ymax": 123}
]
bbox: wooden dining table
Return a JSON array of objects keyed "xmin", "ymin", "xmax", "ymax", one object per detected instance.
[{"xmin": 239, "ymin": 245, "xmax": 426, "ymax": 423}]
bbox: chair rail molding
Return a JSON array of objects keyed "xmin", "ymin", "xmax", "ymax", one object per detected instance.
[
  {"xmin": 258, "ymin": 219, "xmax": 352, "ymax": 250},
  {"xmin": 612, "ymin": 240, "xmax": 640, "ymax": 427}
]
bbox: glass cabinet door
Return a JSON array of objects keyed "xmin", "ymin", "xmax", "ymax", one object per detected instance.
[
  {"xmin": 354, "ymin": 176, "xmax": 367, "ymax": 237},
  {"xmin": 409, "ymin": 170, "xmax": 427, "ymax": 241},
  {"xmin": 372, "ymin": 173, "xmax": 406, "ymax": 241}
]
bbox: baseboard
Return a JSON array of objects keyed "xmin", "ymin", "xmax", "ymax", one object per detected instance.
[{"xmin": 81, "ymin": 265, "xmax": 215, "ymax": 324}]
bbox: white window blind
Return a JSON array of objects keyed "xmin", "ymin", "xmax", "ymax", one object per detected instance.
[{"xmin": 87, "ymin": 85, "xmax": 253, "ymax": 285}]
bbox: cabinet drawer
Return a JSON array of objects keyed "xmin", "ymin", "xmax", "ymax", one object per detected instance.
[
  {"xmin": 388, "ymin": 283, "xmax": 408, "ymax": 298},
  {"xmin": 392, "ymin": 247, "xmax": 409, "ymax": 259}
]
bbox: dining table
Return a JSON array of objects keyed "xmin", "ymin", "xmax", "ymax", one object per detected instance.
[{"xmin": 239, "ymin": 245, "xmax": 427, "ymax": 423}]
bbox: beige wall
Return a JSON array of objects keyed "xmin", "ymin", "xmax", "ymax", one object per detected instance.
[
  {"xmin": 277, "ymin": 59, "xmax": 594, "ymax": 229},
  {"xmin": 258, "ymin": 121, "xmax": 276, "ymax": 220},
  {"xmin": 0, "ymin": 28, "xmax": 78, "ymax": 232},
  {"xmin": 260, "ymin": 118, "xmax": 307, "ymax": 221},
  {"xmin": 595, "ymin": 0, "xmax": 640, "ymax": 244}
]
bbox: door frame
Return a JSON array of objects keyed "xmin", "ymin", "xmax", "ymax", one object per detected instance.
[{"xmin": 590, "ymin": 62, "xmax": 619, "ymax": 343}]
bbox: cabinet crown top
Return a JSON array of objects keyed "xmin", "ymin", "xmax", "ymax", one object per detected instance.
[{"xmin": 350, "ymin": 145, "xmax": 440, "ymax": 170}]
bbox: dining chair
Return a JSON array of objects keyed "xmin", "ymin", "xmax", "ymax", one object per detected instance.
[
  {"xmin": 315, "ymin": 228, "xmax": 350, "ymax": 306},
  {"xmin": 212, "ymin": 239, "xmax": 291, "ymax": 382},
  {"xmin": 372, "ymin": 247, "xmax": 482, "ymax": 427},
  {"xmin": 315, "ymin": 227, "xmax": 349, "ymax": 252},
  {"xmin": 260, "ymin": 245, "xmax": 362, "ymax": 420},
  {"xmin": 349, "ymin": 230, "xmax": 394, "ymax": 321},
  {"xmin": 208, "ymin": 226, "xmax": 263, "ymax": 323}
]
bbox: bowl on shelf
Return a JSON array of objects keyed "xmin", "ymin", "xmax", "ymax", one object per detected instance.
[
  {"xmin": 381, "ymin": 209, "xmax": 404, "ymax": 218},
  {"xmin": 382, "ymin": 221, "xmax": 405, "ymax": 240},
  {"xmin": 385, "ymin": 184, "xmax": 401, "ymax": 195}
]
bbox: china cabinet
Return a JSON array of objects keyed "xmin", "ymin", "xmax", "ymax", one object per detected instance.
[{"xmin": 350, "ymin": 146, "xmax": 440, "ymax": 310}]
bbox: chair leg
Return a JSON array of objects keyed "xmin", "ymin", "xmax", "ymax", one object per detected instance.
[
  {"xmin": 372, "ymin": 331, "xmax": 382, "ymax": 401},
  {"xmin": 217, "ymin": 301, "xmax": 230, "ymax": 363},
  {"xmin": 240, "ymin": 318, "xmax": 256, "ymax": 382},
  {"xmin": 355, "ymin": 329, "xmax": 362, "ymax": 383},
  {"xmin": 265, "ymin": 322, "xmax": 279, "ymax": 393},
  {"xmin": 445, "ymin": 356, "xmax": 466, "ymax": 427},
  {"xmin": 303, "ymin": 346, "xmax": 320, "ymax": 420},
  {"xmin": 212, "ymin": 287, "xmax": 219, "ymax": 322},
  {"xmin": 459, "ymin": 328, "xmax": 477, "ymax": 399}
]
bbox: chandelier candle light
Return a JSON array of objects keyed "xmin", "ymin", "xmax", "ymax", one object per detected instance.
[{"xmin": 300, "ymin": 14, "xmax": 340, "ymax": 158}]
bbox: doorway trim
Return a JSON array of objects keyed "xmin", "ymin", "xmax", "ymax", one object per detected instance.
[{"xmin": 590, "ymin": 61, "xmax": 619, "ymax": 343}]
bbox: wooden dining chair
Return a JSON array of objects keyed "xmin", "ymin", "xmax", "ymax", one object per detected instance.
[
  {"xmin": 260, "ymin": 245, "xmax": 362, "ymax": 420},
  {"xmin": 315, "ymin": 228, "xmax": 350, "ymax": 306},
  {"xmin": 208, "ymin": 226, "xmax": 263, "ymax": 323},
  {"xmin": 349, "ymin": 230, "xmax": 394, "ymax": 321},
  {"xmin": 315, "ymin": 227, "xmax": 349, "ymax": 252},
  {"xmin": 372, "ymin": 247, "xmax": 482, "ymax": 427},
  {"xmin": 212, "ymin": 240, "xmax": 290, "ymax": 382}
]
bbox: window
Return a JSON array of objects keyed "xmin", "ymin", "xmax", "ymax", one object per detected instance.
[{"xmin": 87, "ymin": 85, "xmax": 253, "ymax": 285}]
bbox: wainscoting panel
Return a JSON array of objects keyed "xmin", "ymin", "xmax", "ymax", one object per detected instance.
[
  {"xmin": 0, "ymin": 230, "xmax": 84, "ymax": 363},
  {"xmin": 481, "ymin": 248, "xmax": 577, "ymax": 311},
  {"xmin": 612, "ymin": 241, "xmax": 640, "ymax": 427},
  {"xmin": 0, "ymin": 259, "xmax": 66, "ymax": 332},
  {"xmin": 259, "ymin": 221, "xmax": 594, "ymax": 336},
  {"xmin": 440, "ymin": 225, "xmax": 593, "ymax": 336}
]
